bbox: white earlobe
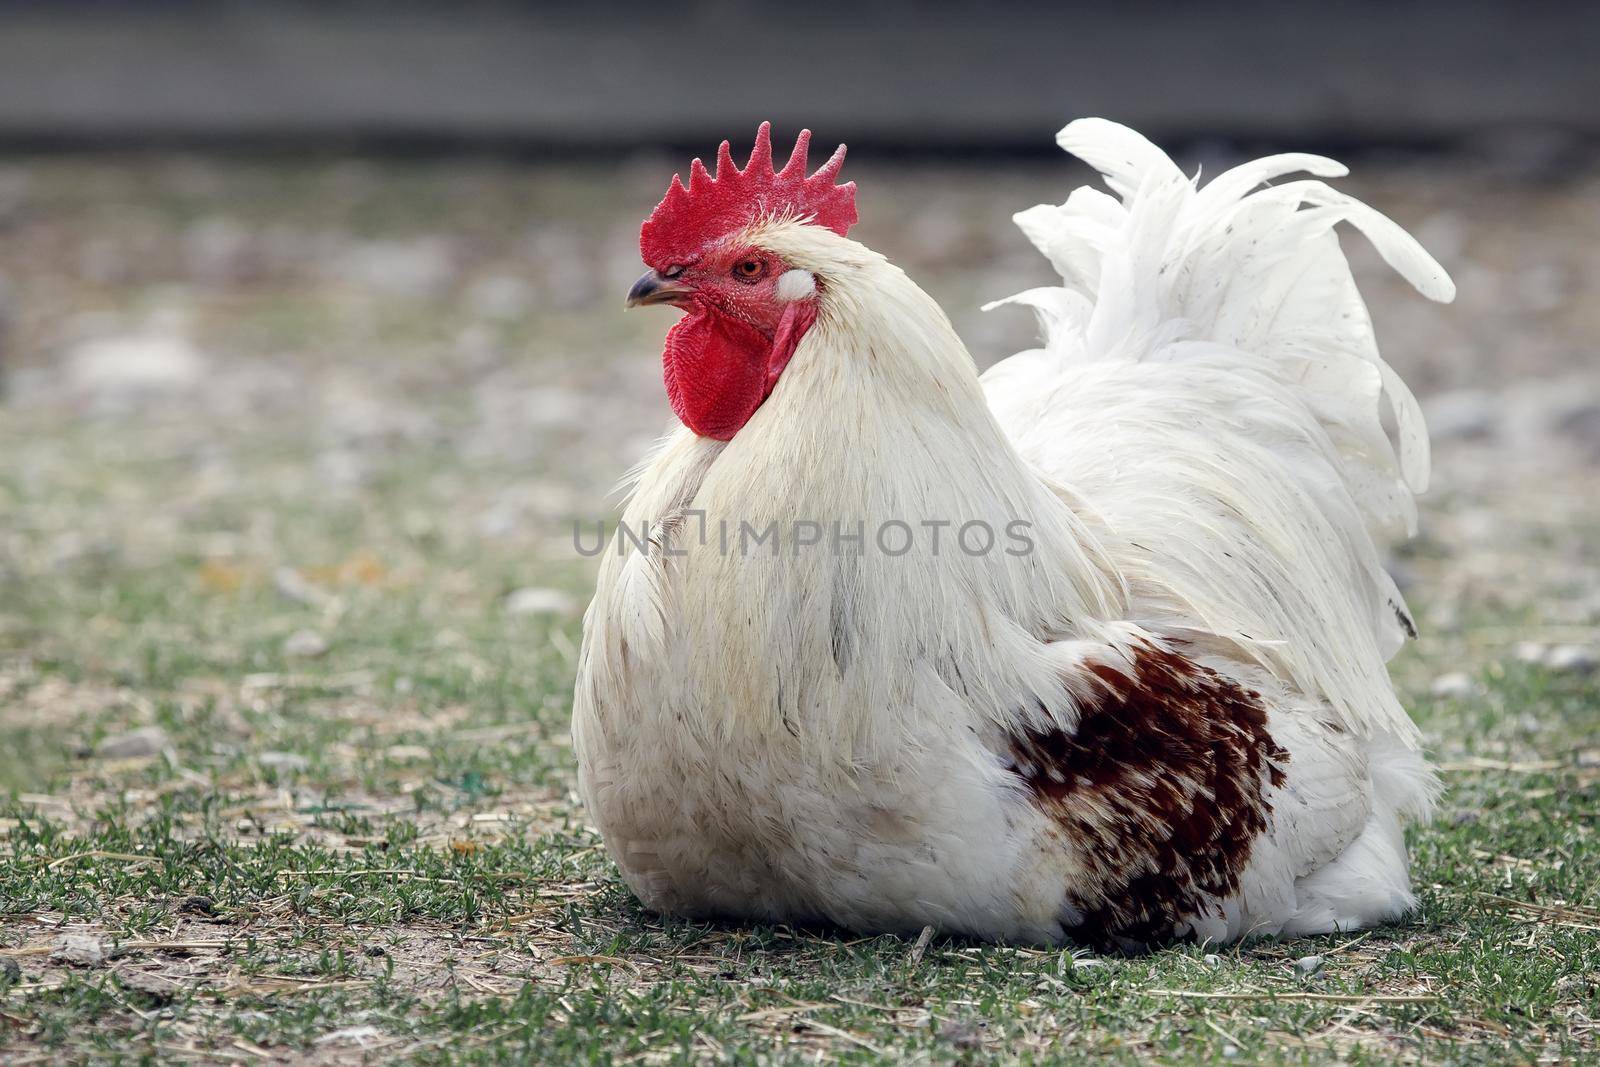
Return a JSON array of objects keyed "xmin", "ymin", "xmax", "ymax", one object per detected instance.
[{"xmin": 775, "ymin": 269, "xmax": 817, "ymax": 303}]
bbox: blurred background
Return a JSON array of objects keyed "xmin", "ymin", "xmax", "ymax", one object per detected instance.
[
  {"xmin": 1, "ymin": 9, "xmax": 1599, "ymax": 1059},
  {"xmin": 1, "ymin": 2, "xmax": 1597, "ymax": 788}
]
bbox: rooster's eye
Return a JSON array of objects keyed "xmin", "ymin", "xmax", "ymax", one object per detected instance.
[{"xmin": 732, "ymin": 258, "xmax": 765, "ymax": 282}]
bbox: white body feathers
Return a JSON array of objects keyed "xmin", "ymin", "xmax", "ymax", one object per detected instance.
[{"xmin": 573, "ymin": 120, "xmax": 1453, "ymax": 945}]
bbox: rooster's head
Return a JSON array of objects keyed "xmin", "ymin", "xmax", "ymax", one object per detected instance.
[{"xmin": 628, "ymin": 123, "xmax": 858, "ymax": 440}]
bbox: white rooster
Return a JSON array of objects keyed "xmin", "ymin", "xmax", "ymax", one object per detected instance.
[{"xmin": 573, "ymin": 120, "xmax": 1454, "ymax": 948}]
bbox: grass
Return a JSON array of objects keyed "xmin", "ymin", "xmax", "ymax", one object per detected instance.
[
  {"xmin": 2, "ymin": 153, "xmax": 1597, "ymax": 1063},
  {"xmin": 2, "ymin": 530, "xmax": 1596, "ymax": 1065}
]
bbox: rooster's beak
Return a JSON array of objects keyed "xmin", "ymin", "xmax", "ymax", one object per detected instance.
[{"xmin": 626, "ymin": 269, "xmax": 693, "ymax": 309}]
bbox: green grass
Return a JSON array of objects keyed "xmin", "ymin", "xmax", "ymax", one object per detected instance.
[{"xmin": 2, "ymin": 542, "xmax": 1596, "ymax": 1064}]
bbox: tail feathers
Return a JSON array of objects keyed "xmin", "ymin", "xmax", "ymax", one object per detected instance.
[
  {"xmin": 1055, "ymin": 117, "xmax": 1185, "ymax": 200},
  {"xmin": 988, "ymin": 119, "xmax": 1453, "ymax": 532},
  {"xmin": 984, "ymin": 120, "xmax": 1454, "ymax": 741}
]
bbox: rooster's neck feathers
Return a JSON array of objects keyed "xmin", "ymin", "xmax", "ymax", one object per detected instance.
[{"xmin": 611, "ymin": 219, "xmax": 1127, "ymax": 749}]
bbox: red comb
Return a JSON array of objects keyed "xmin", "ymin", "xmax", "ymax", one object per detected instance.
[{"xmin": 640, "ymin": 122, "xmax": 857, "ymax": 270}]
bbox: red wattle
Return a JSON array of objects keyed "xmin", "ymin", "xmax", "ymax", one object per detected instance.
[
  {"xmin": 765, "ymin": 302, "xmax": 816, "ymax": 397},
  {"xmin": 662, "ymin": 309, "xmax": 771, "ymax": 440},
  {"xmin": 662, "ymin": 304, "xmax": 816, "ymax": 440}
]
